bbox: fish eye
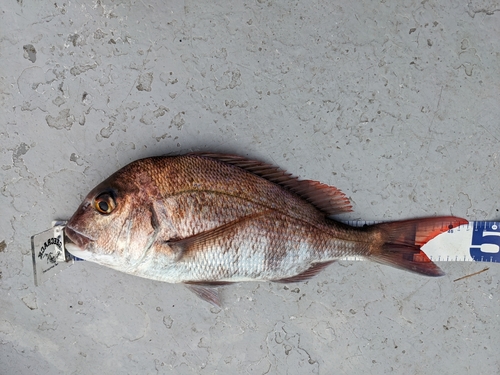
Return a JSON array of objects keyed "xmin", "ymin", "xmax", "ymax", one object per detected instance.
[{"xmin": 94, "ymin": 192, "xmax": 116, "ymax": 215}]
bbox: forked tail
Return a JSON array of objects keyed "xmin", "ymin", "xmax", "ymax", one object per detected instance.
[{"xmin": 369, "ymin": 217, "xmax": 468, "ymax": 276}]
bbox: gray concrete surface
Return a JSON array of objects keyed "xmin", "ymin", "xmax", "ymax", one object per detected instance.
[{"xmin": 1, "ymin": 0, "xmax": 499, "ymax": 374}]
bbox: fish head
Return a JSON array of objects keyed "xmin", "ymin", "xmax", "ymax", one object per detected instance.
[{"xmin": 64, "ymin": 162, "xmax": 160, "ymax": 271}]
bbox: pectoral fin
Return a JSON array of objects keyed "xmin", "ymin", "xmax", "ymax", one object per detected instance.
[{"xmin": 165, "ymin": 211, "xmax": 272, "ymax": 260}]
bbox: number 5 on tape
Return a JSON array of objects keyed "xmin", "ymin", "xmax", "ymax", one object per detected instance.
[{"xmin": 469, "ymin": 222, "xmax": 500, "ymax": 262}]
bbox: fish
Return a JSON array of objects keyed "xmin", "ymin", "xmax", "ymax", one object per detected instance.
[{"xmin": 64, "ymin": 153, "xmax": 468, "ymax": 306}]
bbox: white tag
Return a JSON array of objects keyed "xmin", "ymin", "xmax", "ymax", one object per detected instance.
[{"xmin": 31, "ymin": 221, "xmax": 72, "ymax": 286}]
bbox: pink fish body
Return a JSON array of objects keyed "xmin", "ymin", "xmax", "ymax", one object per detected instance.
[{"xmin": 65, "ymin": 153, "xmax": 467, "ymax": 305}]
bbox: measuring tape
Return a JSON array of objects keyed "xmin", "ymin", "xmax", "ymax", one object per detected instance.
[{"xmin": 30, "ymin": 221, "xmax": 500, "ymax": 286}]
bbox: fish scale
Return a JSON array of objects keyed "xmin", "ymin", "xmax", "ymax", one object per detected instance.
[
  {"xmin": 171, "ymin": 213, "xmax": 369, "ymax": 282},
  {"xmin": 163, "ymin": 192, "xmax": 265, "ymax": 238},
  {"xmin": 148, "ymin": 156, "xmax": 327, "ymax": 222}
]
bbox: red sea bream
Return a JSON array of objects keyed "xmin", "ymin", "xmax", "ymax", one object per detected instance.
[{"xmin": 64, "ymin": 153, "xmax": 467, "ymax": 306}]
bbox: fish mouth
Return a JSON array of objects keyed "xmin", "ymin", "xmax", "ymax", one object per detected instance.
[{"xmin": 64, "ymin": 226, "xmax": 94, "ymax": 259}]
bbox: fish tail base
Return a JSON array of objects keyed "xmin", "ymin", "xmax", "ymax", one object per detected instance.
[{"xmin": 368, "ymin": 216, "xmax": 468, "ymax": 276}]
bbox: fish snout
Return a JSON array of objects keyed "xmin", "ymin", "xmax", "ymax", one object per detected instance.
[{"xmin": 64, "ymin": 226, "xmax": 92, "ymax": 250}]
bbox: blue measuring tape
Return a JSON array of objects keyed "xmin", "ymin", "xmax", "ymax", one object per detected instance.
[{"xmin": 469, "ymin": 221, "xmax": 500, "ymax": 262}]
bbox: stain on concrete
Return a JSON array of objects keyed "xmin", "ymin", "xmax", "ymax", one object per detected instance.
[
  {"xmin": 140, "ymin": 105, "xmax": 169, "ymax": 125},
  {"xmin": 171, "ymin": 112, "xmax": 185, "ymax": 130},
  {"xmin": 21, "ymin": 294, "xmax": 38, "ymax": 310},
  {"xmin": 137, "ymin": 72, "xmax": 153, "ymax": 92},
  {"xmin": 70, "ymin": 153, "xmax": 84, "ymax": 166},
  {"xmin": 12, "ymin": 143, "xmax": 30, "ymax": 163},
  {"xmin": 23, "ymin": 44, "xmax": 36, "ymax": 63},
  {"xmin": 46, "ymin": 109, "xmax": 75, "ymax": 130},
  {"xmin": 70, "ymin": 63, "xmax": 97, "ymax": 76}
]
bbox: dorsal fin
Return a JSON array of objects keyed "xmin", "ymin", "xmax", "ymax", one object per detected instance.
[{"xmin": 189, "ymin": 153, "xmax": 352, "ymax": 216}]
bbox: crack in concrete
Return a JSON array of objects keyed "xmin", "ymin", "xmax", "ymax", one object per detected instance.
[
  {"xmin": 467, "ymin": 1, "xmax": 500, "ymax": 17},
  {"xmin": 124, "ymin": 303, "xmax": 150, "ymax": 342}
]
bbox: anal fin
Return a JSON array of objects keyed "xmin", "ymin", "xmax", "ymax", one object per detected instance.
[
  {"xmin": 273, "ymin": 261, "xmax": 336, "ymax": 283},
  {"xmin": 184, "ymin": 282, "xmax": 233, "ymax": 307}
]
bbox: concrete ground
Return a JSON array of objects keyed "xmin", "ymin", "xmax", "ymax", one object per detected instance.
[{"xmin": 1, "ymin": 0, "xmax": 499, "ymax": 374}]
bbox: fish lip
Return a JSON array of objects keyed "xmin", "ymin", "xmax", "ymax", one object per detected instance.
[{"xmin": 64, "ymin": 226, "xmax": 93, "ymax": 250}]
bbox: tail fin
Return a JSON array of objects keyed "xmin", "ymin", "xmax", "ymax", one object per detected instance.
[{"xmin": 369, "ymin": 217, "xmax": 468, "ymax": 276}]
